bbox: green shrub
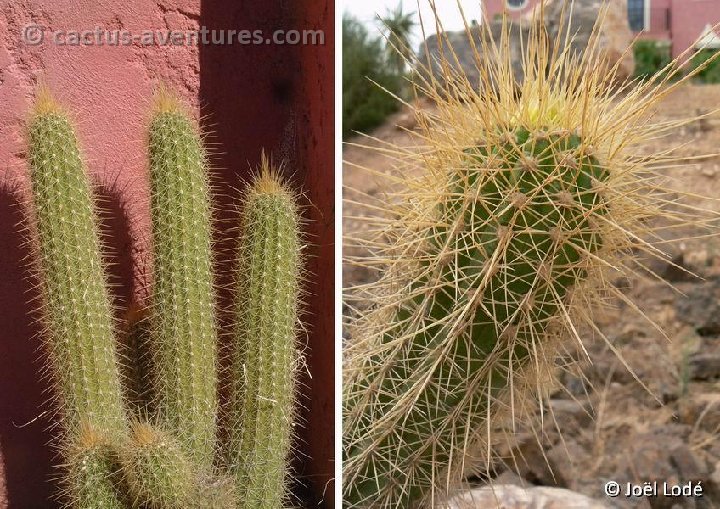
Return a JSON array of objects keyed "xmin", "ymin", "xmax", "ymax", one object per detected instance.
[
  {"xmin": 343, "ymin": 13, "xmax": 401, "ymax": 138},
  {"xmin": 690, "ymin": 48, "xmax": 720, "ymax": 84},
  {"xmin": 633, "ymin": 40, "xmax": 672, "ymax": 80}
]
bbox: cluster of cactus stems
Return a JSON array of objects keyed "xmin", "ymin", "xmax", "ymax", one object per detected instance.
[
  {"xmin": 24, "ymin": 87, "xmax": 304, "ymax": 508},
  {"xmin": 343, "ymin": 2, "xmax": 720, "ymax": 508}
]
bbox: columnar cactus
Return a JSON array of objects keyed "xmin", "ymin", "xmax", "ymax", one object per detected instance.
[
  {"xmin": 119, "ymin": 418, "xmax": 236, "ymax": 509},
  {"xmin": 345, "ymin": 127, "xmax": 608, "ymax": 507},
  {"xmin": 228, "ymin": 155, "xmax": 303, "ymax": 509},
  {"xmin": 343, "ymin": 5, "xmax": 720, "ymax": 508},
  {"xmin": 147, "ymin": 90, "xmax": 218, "ymax": 466},
  {"xmin": 27, "ymin": 89, "xmax": 126, "ymax": 436},
  {"xmin": 24, "ymin": 86, "xmax": 308, "ymax": 509},
  {"xmin": 26, "ymin": 90, "xmax": 127, "ymax": 506}
]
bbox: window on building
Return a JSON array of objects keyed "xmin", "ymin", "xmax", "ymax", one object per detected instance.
[
  {"xmin": 627, "ymin": 0, "xmax": 646, "ymax": 31},
  {"xmin": 506, "ymin": 0, "xmax": 528, "ymax": 9}
]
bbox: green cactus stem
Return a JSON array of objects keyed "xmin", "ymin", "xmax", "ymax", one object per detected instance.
[
  {"xmin": 343, "ymin": 124, "xmax": 609, "ymax": 507},
  {"xmin": 119, "ymin": 421, "xmax": 195, "ymax": 509},
  {"xmin": 228, "ymin": 156, "xmax": 303, "ymax": 509},
  {"xmin": 65, "ymin": 422, "xmax": 125, "ymax": 509},
  {"xmin": 147, "ymin": 89, "xmax": 217, "ymax": 466},
  {"xmin": 26, "ymin": 89, "xmax": 126, "ymax": 435}
]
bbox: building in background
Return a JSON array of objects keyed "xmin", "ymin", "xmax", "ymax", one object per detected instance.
[{"xmin": 483, "ymin": 0, "xmax": 720, "ymax": 58}]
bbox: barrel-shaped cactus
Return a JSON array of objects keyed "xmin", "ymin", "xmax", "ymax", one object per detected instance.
[
  {"xmin": 343, "ymin": 6, "xmax": 720, "ymax": 507},
  {"xmin": 228, "ymin": 156, "xmax": 303, "ymax": 509},
  {"xmin": 147, "ymin": 90, "xmax": 217, "ymax": 466}
]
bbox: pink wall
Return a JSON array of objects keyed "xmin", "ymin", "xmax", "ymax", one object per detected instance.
[
  {"xmin": 668, "ymin": 0, "xmax": 720, "ymax": 58},
  {"xmin": 641, "ymin": 0, "xmax": 671, "ymax": 40},
  {"xmin": 198, "ymin": 1, "xmax": 335, "ymax": 505},
  {"xmin": 0, "ymin": 0, "xmax": 334, "ymax": 507},
  {"xmin": 485, "ymin": 0, "xmax": 720, "ymax": 60}
]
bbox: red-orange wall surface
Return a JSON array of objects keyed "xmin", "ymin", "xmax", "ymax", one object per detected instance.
[{"xmin": 0, "ymin": 1, "xmax": 334, "ymax": 507}]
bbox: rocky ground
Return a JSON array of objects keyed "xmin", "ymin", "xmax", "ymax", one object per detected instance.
[{"xmin": 343, "ymin": 84, "xmax": 720, "ymax": 509}]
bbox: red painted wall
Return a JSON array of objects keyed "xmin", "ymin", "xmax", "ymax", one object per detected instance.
[
  {"xmin": 641, "ymin": 0, "xmax": 720, "ymax": 59},
  {"xmin": 198, "ymin": 1, "xmax": 335, "ymax": 506},
  {"xmin": 0, "ymin": 0, "xmax": 334, "ymax": 507},
  {"xmin": 643, "ymin": 0, "xmax": 671, "ymax": 41}
]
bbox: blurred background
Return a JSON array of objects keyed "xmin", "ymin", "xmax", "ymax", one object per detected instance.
[{"xmin": 343, "ymin": 0, "xmax": 720, "ymax": 138}]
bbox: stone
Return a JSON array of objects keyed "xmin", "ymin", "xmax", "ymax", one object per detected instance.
[
  {"xmin": 613, "ymin": 427, "xmax": 709, "ymax": 509},
  {"xmin": 669, "ymin": 445, "xmax": 707, "ymax": 483},
  {"xmin": 493, "ymin": 470, "xmax": 531, "ymax": 487},
  {"xmin": 562, "ymin": 373, "xmax": 589, "ymax": 397},
  {"xmin": 394, "ymin": 109, "xmax": 418, "ymax": 131},
  {"xmin": 702, "ymin": 166, "xmax": 717, "ymax": 178},
  {"xmin": 447, "ymin": 484, "xmax": 612, "ymax": 509},
  {"xmin": 690, "ymin": 109, "xmax": 714, "ymax": 134},
  {"xmin": 687, "ymin": 353, "xmax": 720, "ymax": 381},
  {"xmin": 548, "ymin": 399, "xmax": 594, "ymax": 428},
  {"xmin": 663, "ymin": 253, "xmax": 697, "ymax": 283},
  {"xmin": 512, "ymin": 433, "xmax": 556, "ymax": 486},
  {"xmin": 546, "ymin": 440, "xmax": 587, "ymax": 489},
  {"xmin": 709, "ymin": 462, "xmax": 720, "ymax": 500},
  {"xmin": 543, "ymin": 0, "xmax": 635, "ymax": 83},
  {"xmin": 675, "ymin": 277, "xmax": 720, "ymax": 337},
  {"xmin": 418, "ymin": 21, "xmax": 527, "ymax": 90}
]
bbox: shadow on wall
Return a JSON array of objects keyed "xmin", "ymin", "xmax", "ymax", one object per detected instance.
[
  {"xmin": 0, "ymin": 187, "xmax": 56, "ymax": 507},
  {"xmin": 199, "ymin": 1, "xmax": 335, "ymax": 507},
  {"xmin": 0, "ymin": 182, "xmax": 135, "ymax": 508}
]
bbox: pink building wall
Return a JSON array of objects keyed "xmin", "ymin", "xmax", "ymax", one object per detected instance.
[
  {"xmin": 642, "ymin": 0, "xmax": 671, "ymax": 41},
  {"xmin": 483, "ymin": 0, "xmax": 720, "ymax": 59},
  {"xmin": 0, "ymin": 0, "xmax": 335, "ymax": 507},
  {"xmin": 666, "ymin": 0, "xmax": 720, "ymax": 58}
]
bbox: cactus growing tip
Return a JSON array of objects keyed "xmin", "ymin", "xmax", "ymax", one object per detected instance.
[
  {"xmin": 251, "ymin": 152, "xmax": 292, "ymax": 197},
  {"xmin": 31, "ymin": 85, "xmax": 63, "ymax": 117},
  {"xmin": 151, "ymin": 84, "xmax": 186, "ymax": 115}
]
